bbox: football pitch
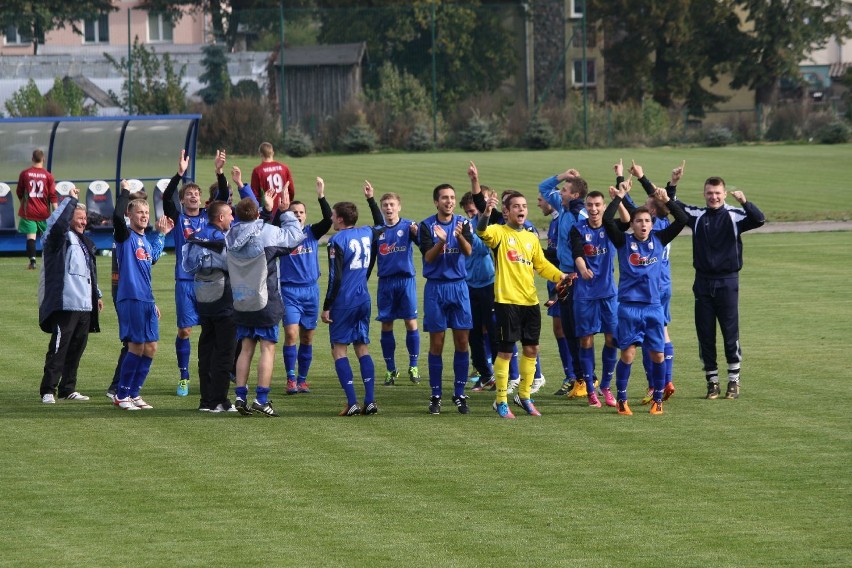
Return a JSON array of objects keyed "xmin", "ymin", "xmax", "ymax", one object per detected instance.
[{"xmin": 0, "ymin": 146, "xmax": 849, "ymax": 567}]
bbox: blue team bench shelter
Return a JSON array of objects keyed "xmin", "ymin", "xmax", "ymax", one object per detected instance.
[{"xmin": 0, "ymin": 114, "xmax": 201, "ymax": 253}]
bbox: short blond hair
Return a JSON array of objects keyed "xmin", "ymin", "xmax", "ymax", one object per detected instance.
[
  {"xmin": 259, "ymin": 142, "xmax": 274, "ymax": 159},
  {"xmin": 380, "ymin": 192, "xmax": 401, "ymax": 204}
]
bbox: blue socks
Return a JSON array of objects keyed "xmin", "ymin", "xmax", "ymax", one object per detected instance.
[
  {"xmin": 602, "ymin": 344, "xmax": 617, "ymax": 389},
  {"xmin": 117, "ymin": 352, "xmax": 142, "ymax": 400},
  {"xmin": 256, "ymin": 386, "xmax": 270, "ymax": 404},
  {"xmin": 130, "ymin": 355, "xmax": 153, "ymax": 398},
  {"xmin": 359, "ymin": 355, "xmax": 375, "ymax": 404},
  {"xmin": 406, "ymin": 329, "xmax": 420, "ymax": 368},
  {"xmin": 615, "ymin": 359, "xmax": 632, "ymax": 402},
  {"xmin": 297, "ymin": 344, "xmax": 313, "ymax": 382},
  {"xmin": 235, "ymin": 385, "xmax": 248, "ymax": 401},
  {"xmin": 283, "ymin": 344, "xmax": 297, "ymax": 379},
  {"xmin": 652, "ymin": 360, "xmax": 666, "ymax": 402},
  {"xmin": 335, "ymin": 358, "xmax": 357, "ymax": 406},
  {"xmin": 580, "ymin": 345, "xmax": 595, "ymax": 386},
  {"xmin": 453, "ymin": 350, "xmax": 469, "ymax": 397},
  {"xmin": 664, "ymin": 342, "xmax": 674, "ymax": 385},
  {"xmin": 380, "ymin": 330, "xmax": 396, "ymax": 372},
  {"xmin": 428, "ymin": 352, "xmax": 443, "ymax": 398},
  {"xmin": 175, "ymin": 336, "xmax": 190, "ymax": 379},
  {"xmin": 556, "ymin": 336, "xmax": 572, "ymax": 381}
]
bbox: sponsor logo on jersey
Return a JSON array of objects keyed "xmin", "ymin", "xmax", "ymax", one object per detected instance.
[
  {"xmin": 506, "ymin": 249, "xmax": 532, "ymax": 266},
  {"xmin": 379, "ymin": 242, "xmax": 407, "ymax": 255},
  {"xmin": 583, "ymin": 244, "xmax": 608, "ymax": 257},
  {"xmin": 290, "ymin": 244, "xmax": 313, "ymax": 256},
  {"xmin": 629, "ymin": 253, "xmax": 657, "ymax": 267}
]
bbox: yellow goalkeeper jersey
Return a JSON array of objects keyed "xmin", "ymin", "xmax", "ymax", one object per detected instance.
[{"xmin": 477, "ymin": 224, "xmax": 562, "ymax": 306}]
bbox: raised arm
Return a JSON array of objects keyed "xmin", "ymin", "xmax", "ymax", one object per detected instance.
[
  {"xmin": 310, "ymin": 177, "xmax": 333, "ymax": 239},
  {"xmin": 113, "ymin": 179, "xmax": 131, "ymax": 243},
  {"xmin": 364, "ymin": 180, "xmax": 384, "ymax": 226}
]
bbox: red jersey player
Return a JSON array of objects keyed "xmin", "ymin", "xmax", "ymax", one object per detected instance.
[
  {"xmin": 17, "ymin": 149, "xmax": 57, "ymax": 269},
  {"xmin": 250, "ymin": 142, "xmax": 295, "ymax": 212}
]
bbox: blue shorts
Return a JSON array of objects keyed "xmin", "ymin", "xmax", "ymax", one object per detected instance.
[
  {"xmin": 281, "ymin": 283, "xmax": 319, "ymax": 329},
  {"xmin": 616, "ymin": 303, "xmax": 666, "ymax": 352},
  {"xmin": 423, "ymin": 280, "xmax": 472, "ymax": 333},
  {"xmin": 329, "ymin": 301, "xmax": 371, "ymax": 345},
  {"xmin": 175, "ymin": 279, "xmax": 200, "ymax": 329},
  {"xmin": 117, "ymin": 300, "xmax": 159, "ymax": 344},
  {"xmin": 376, "ymin": 275, "xmax": 418, "ymax": 322},
  {"xmin": 236, "ymin": 325, "xmax": 279, "ymax": 343},
  {"xmin": 546, "ymin": 281, "xmax": 560, "ymax": 317},
  {"xmin": 574, "ymin": 296, "xmax": 618, "ymax": 338},
  {"xmin": 660, "ymin": 286, "xmax": 672, "ymax": 324}
]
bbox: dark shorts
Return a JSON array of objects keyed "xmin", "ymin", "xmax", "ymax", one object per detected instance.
[{"xmin": 494, "ymin": 302, "xmax": 541, "ymax": 351}]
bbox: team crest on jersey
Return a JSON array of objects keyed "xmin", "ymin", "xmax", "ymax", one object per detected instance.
[
  {"xmin": 585, "ymin": 234, "xmax": 592, "ymax": 242},
  {"xmin": 397, "ymin": 229, "xmax": 404, "ymax": 237},
  {"xmin": 630, "ymin": 242, "xmax": 638, "ymax": 251},
  {"xmin": 599, "ymin": 231, "xmax": 605, "ymax": 238},
  {"xmin": 508, "ymin": 237, "xmax": 516, "ymax": 246},
  {"xmin": 329, "ymin": 247, "xmax": 336, "ymax": 259},
  {"xmin": 648, "ymin": 242, "xmax": 654, "ymax": 250}
]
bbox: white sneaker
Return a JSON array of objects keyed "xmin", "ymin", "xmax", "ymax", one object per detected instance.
[
  {"xmin": 106, "ymin": 392, "xmax": 117, "ymax": 403},
  {"xmin": 131, "ymin": 396, "xmax": 153, "ymax": 409},
  {"xmin": 115, "ymin": 397, "xmax": 140, "ymax": 410},
  {"xmin": 41, "ymin": 393, "xmax": 56, "ymax": 404},
  {"xmin": 63, "ymin": 392, "xmax": 90, "ymax": 401},
  {"xmin": 210, "ymin": 403, "xmax": 237, "ymax": 413},
  {"xmin": 530, "ymin": 375, "xmax": 546, "ymax": 395},
  {"xmin": 506, "ymin": 379, "xmax": 521, "ymax": 394}
]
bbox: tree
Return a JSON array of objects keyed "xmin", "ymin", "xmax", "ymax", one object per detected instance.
[
  {"xmin": 730, "ymin": 0, "xmax": 852, "ymax": 124},
  {"xmin": 104, "ymin": 38, "xmax": 188, "ymax": 115},
  {"xmin": 589, "ymin": 0, "xmax": 741, "ymax": 116},
  {"xmin": 136, "ymin": 1, "xmax": 315, "ymax": 50},
  {"xmin": 314, "ymin": 0, "xmax": 516, "ymax": 111},
  {"xmin": 0, "ymin": 0, "xmax": 115, "ymax": 55},
  {"xmin": 198, "ymin": 44, "xmax": 232, "ymax": 105},
  {"xmin": 5, "ymin": 78, "xmax": 94, "ymax": 117}
]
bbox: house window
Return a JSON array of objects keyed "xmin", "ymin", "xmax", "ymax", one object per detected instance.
[
  {"xmin": 147, "ymin": 13, "xmax": 173, "ymax": 42},
  {"xmin": 84, "ymin": 14, "xmax": 110, "ymax": 44},
  {"xmin": 571, "ymin": 25, "xmax": 596, "ymax": 48},
  {"xmin": 570, "ymin": 0, "xmax": 585, "ymax": 19},
  {"xmin": 573, "ymin": 59, "xmax": 596, "ymax": 86},
  {"xmin": 5, "ymin": 25, "xmax": 32, "ymax": 45}
]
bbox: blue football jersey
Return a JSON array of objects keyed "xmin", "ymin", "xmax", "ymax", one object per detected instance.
[
  {"xmin": 280, "ymin": 225, "xmax": 321, "ymax": 285},
  {"xmin": 115, "ymin": 230, "xmax": 154, "ymax": 302},
  {"xmin": 173, "ymin": 210, "xmax": 209, "ymax": 281},
  {"xmin": 418, "ymin": 214, "xmax": 471, "ymax": 281},
  {"xmin": 376, "ymin": 218, "xmax": 417, "ymax": 278},
  {"xmin": 615, "ymin": 232, "xmax": 666, "ymax": 305},
  {"xmin": 572, "ymin": 220, "xmax": 617, "ymax": 300},
  {"xmin": 324, "ymin": 225, "xmax": 380, "ymax": 309}
]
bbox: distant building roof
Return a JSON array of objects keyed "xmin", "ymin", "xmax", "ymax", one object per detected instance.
[
  {"xmin": 829, "ymin": 62, "xmax": 850, "ymax": 79},
  {"xmin": 272, "ymin": 42, "xmax": 367, "ymax": 67},
  {"xmin": 63, "ymin": 75, "xmax": 114, "ymax": 108}
]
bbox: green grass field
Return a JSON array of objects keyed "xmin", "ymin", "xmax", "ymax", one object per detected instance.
[
  {"xmin": 0, "ymin": 147, "xmax": 849, "ymax": 567},
  {"xmin": 5, "ymin": 144, "xmax": 852, "ymax": 223}
]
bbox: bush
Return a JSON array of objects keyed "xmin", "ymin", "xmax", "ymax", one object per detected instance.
[
  {"xmin": 341, "ymin": 123, "xmax": 378, "ymax": 153},
  {"xmin": 283, "ymin": 124, "xmax": 314, "ymax": 157},
  {"xmin": 522, "ymin": 114, "xmax": 556, "ymax": 149},
  {"xmin": 406, "ymin": 124, "xmax": 433, "ymax": 152},
  {"xmin": 704, "ymin": 126, "xmax": 734, "ymax": 147},
  {"xmin": 195, "ymin": 98, "xmax": 280, "ymax": 155},
  {"xmin": 456, "ymin": 114, "xmax": 498, "ymax": 151},
  {"xmin": 5, "ymin": 78, "xmax": 94, "ymax": 117},
  {"xmin": 232, "ymin": 79, "xmax": 261, "ymax": 101},
  {"xmin": 817, "ymin": 120, "xmax": 850, "ymax": 144}
]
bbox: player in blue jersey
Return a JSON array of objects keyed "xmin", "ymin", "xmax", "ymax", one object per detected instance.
[
  {"xmin": 105, "ymin": 187, "xmax": 173, "ymax": 402},
  {"xmin": 112, "ymin": 181, "xmax": 161, "ymax": 410},
  {"xmin": 321, "ymin": 197, "xmax": 385, "ymax": 416},
  {"xmin": 226, "ymin": 192, "xmax": 305, "ymax": 417},
  {"xmin": 460, "ymin": 189, "xmax": 497, "ymax": 393},
  {"xmin": 570, "ymin": 190, "xmax": 620, "ymax": 409},
  {"xmin": 537, "ymin": 195, "xmax": 578, "ymax": 395},
  {"xmin": 625, "ymin": 160, "xmax": 685, "ymax": 405},
  {"xmin": 419, "ymin": 183, "xmax": 474, "ymax": 415},
  {"xmin": 365, "ymin": 185, "xmax": 422, "ymax": 386},
  {"xmin": 270, "ymin": 176, "xmax": 333, "ymax": 395},
  {"xmin": 603, "ymin": 183, "xmax": 689, "ymax": 415},
  {"xmin": 163, "ymin": 149, "xmax": 229, "ymax": 397},
  {"xmin": 539, "ymin": 168, "xmax": 589, "ymax": 399}
]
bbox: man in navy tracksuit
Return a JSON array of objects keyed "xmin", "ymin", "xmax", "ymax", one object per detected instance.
[{"xmin": 679, "ymin": 177, "xmax": 764, "ymax": 400}]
